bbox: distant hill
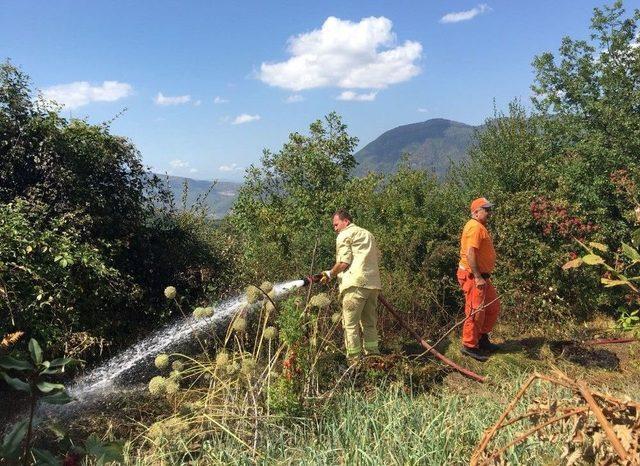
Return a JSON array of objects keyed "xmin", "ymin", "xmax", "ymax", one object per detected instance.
[
  {"xmin": 157, "ymin": 174, "xmax": 241, "ymax": 218},
  {"xmin": 354, "ymin": 118, "xmax": 480, "ymax": 177}
]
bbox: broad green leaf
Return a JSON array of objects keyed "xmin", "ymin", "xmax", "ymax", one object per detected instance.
[
  {"xmin": 36, "ymin": 381, "xmax": 65, "ymax": 393},
  {"xmin": 562, "ymin": 258, "xmax": 583, "ymax": 269},
  {"xmin": 28, "ymin": 338, "xmax": 43, "ymax": 365},
  {"xmin": 40, "ymin": 390, "xmax": 73, "ymax": 405},
  {"xmin": 49, "ymin": 357, "xmax": 76, "ymax": 367},
  {"xmin": 40, "ymin": 366, "xmax": 63, "ymax": 375},
  {"xmin": 600, "ymin": 278, "xmax": 628, "ymax": 288},
  {"xmin": 0, "ymin": 419, "xmax": 28, "ymax": 461},
  {"xmin": 582, "ymin": 254, "xmax": 605, "ymax": 265},
  {"xmin": 589, "ymin": 242, "xmax": 608, "ymax": 252},
  {"xmin": 632, "ymin": 228, "xmax": 640, "ymax": 248},
  {"xmin": 0, "ymin": 355, "xmax": 34, "ymax": 371},
  {"xmin": 31, "ymin": 447, "xmax": 62, "ymax": 465},
  {"xmin": 621, "ymin": 243, "xmax": 640, "ymax": 262},
  {"xmin": 1, "ymin": 372, "xmax": 31, "ymax": 392}
]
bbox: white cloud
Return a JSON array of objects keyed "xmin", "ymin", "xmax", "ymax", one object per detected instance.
[
  {"xmin": 232, "ymin": 114, "xmax": 261, "ymax": 125},
  {"xmin": 259, "ymin": 16, "xmax": 422, "ymax": 91},
  {"xmin": 219, "ymin": 163, "xmax": 243, "ymax": 172},
  {"xmin": 154, "ymin": 92, "xmax": 191, "ymax": 106},
  {"xmin": 440, "ymin": 4, "xmax": 490, "ymax": 24},
  {"xmin": 417, "ymin": 107, "xmax": 428, "ymax": 113},
  {"xmin": 214, "ymin": 96, "xmax": 229, "ymax": 104},
  {"xmin": 285, "ymin": 94, "xmax": 305, "ymax": 103},
  {"xmin": 193, "ymin": 100, "xmax": 202, "ymax": 106},
  {"xmin": 336, "ymin": 91, "xmax": 377, "ymax": 101},
  {"xmin": 41, "ymin": 81, "xmax": 132, "ymax": 109},
  {"xmin": 189, "ymin": 168, "xmax": 198, "ymax": 173},
  {"xmin": 170, "ymin": 159, "xmax": 189, "ymax": 168}
]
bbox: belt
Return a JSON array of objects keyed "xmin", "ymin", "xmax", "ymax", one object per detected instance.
[{"xmin": 459, "ymin": 266, "xmax": 491, "ymax": 279}]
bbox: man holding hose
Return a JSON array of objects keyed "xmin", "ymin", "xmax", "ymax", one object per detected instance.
[
  {"xmin": 319, "ymin": 208, "xmax": 382, "ymax": 363},
  {"xmin": 457, "ymin": 197, "xmax": 501, "ymax": 361}
]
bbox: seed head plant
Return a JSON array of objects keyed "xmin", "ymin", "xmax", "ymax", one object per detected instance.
[
  {"xmin": 263, "ymin": 326, "xmax": 278, "ymax": 341},
  {"xmin": 233, "ymin": 317, "xmax": 247, "ymax": 333},
  {"xmin": 226, "ymin": 361, "xmax": 240, "ymax": 375},
  {"xmin": 164, "ymin": 378, "xmax": 179, "ymax": 395},
  {"xmin": 169, "ymin": 370, "xmax": 182, "ymax": 382},
  {"xmin": 246, "ymin": 285, "xmax": 262, "ymax": 304},
  {"xmin": 192, "ymin": 306, "xmax": 213, "ymax": 319},
  {"xmin": 164, "ymin": 286, "xmax": 177, "ymax": 300},
  {"xmin": 309, "ymin": 293, "xmax": 331, "ymax": 309},
  {"xmin": 171, "ymin": 360, "xmax": 184, "ymax": 371},
  {"xmin": 241, "ymin": 357, "xmax": 256, "ymax": 375},
  {"xmin": 154, "ymin": 354, "xmax": 170, "ymax": 370},
  {"xmin": 331, "ymin": 312, "xmax": 342, "ymax": 324},
  {"xmin": 265, "ymin": 300, "xmax": 276, "ymax": 313},
  {"xmin": 260, "ymin": 281, "xmax": 273, "ymax": 294},
  {"xmin": 215, "ymin": 351, "xmax": 230, "ymax": 367},
  {"xmin": 148, "ymin": 376, "xmax": 167, "ymax": 395}
]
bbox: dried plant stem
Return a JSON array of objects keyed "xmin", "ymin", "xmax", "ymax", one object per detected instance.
[
  {"xmin": 577, "ymin": 381, "xmax": 628, "ymax": 460},
  {"xmin": 481, "ymin": 407, "xmax": 588, "ymax": 465},
  {"xmin": 471, "ymin": 374, "xmax": 538, "ymax": 465}
]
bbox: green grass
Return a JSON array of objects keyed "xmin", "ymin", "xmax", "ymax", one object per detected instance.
[{"xmin": 124, "ymin": 372, "xmax": 573, "ymax": 465}]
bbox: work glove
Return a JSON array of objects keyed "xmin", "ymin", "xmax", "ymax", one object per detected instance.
[{"xmin": 319, "ymin": 270, "xmax": 332, "ymax": 285}]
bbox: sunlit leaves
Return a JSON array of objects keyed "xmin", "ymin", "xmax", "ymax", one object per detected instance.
[
  {"xmin": 562, "ymin": 258, "xmax": 583, "ymax": 270},
  {"xmin": 582, "ymin": 254, "xmax": 605, "ymax": 265}
]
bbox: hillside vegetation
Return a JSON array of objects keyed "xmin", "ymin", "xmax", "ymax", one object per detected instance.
[
  {"xmin": 354, "ymin": 118, "xmax": 478, "ymax": 177},
  {"xmin": 1, "ymin": 2, "xmax": 640, "ymax": 464}
]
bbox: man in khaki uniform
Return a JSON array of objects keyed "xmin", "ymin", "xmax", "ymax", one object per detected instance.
[{"xmin": 321, "ymin": 209, "xmax": 382, "ymax": 361}]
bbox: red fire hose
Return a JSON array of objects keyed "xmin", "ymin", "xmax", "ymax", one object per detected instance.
[{"xmin": 377, "ymin": 295, "xmax": 486, "ymax": 383}]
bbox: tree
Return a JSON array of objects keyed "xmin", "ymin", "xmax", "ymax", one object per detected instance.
[
  {"xmin": 531, "ymin": 1, "xmax": 640, "ymax": 242},
  {"xmin": 231, "ymin": 113, "xmax": 358, "ymax": 278}
]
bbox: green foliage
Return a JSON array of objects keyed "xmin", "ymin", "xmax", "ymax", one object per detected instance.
[
  {"xmin": 267, "ymin": 377, "xmax": 303, "ymax": 417},
  {"xmin": 231, "ymin": 112, "xmax": 358, "ymax": 279},
  {"xmin": 563, "ymin": 232, "xmax": 640, "ymax": 330},
  {"xmin": 0, "ymin": 199, "xmax": 123, "ymax": 346},
  {"xmin": 0, "ymin": 338, "xmax": 77, "ymax": 463},
  {"xmin": 0, "ymin": 61, "xmax": 241, "ymax": 352},
  {"xmin": 276, "ymin": 297, "xmax": 305, "ymax": 347},
  {"xmin": 451, "ymin": 3, "xmax": 640, "ymax": 322}
]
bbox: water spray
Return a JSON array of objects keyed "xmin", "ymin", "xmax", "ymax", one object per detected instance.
[{"xmin": 69, "ymin": 279, "xmax": 305, "ymax": 399}]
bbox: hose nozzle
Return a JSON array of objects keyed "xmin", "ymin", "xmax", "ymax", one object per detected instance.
[{"xmin": 302, "ymin": 273, "xmax": 324, "ymax": 286}]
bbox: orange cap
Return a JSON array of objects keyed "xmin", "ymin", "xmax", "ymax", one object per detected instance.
[{"xmin": 470, "ymin": 197, "xmax": 493, "ymax": 213}]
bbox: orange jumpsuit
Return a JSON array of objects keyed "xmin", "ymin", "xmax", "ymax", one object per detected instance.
[{"xmin": 458, "ymin": 219, "xmax": 500, "ymax": 348}]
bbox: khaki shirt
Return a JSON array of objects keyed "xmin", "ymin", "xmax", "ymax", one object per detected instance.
[{"xmin": 335, "ymin": 223, "xmax": 382, "ymax": 293}]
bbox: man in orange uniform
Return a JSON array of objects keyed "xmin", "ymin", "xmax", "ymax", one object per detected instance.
[{"xmin": 457, "ymin": 197, "xmax": 500, "ymax": 361}]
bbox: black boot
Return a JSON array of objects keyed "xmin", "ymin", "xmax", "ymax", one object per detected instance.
[
  {"xmin": 479, "ymin": 334, "xmax": 501, "ymax": 352},
  {"xmin": 461, "ymin": 345, "xmax": 489, "ymax": 362}
]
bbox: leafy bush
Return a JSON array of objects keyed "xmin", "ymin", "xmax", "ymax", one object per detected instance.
[
  {"xmin": 0, "ymin": 61, "xmax": 240, "ymax": 354},
  {"xmin": 0, "ymin": 200, "xmax": 123, "ymax": 347}
]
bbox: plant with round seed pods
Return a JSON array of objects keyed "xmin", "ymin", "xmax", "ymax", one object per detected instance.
[
  {"xmin": 154, "ymin": 354, "xmax": 170, "ymax": 370},
  {"xmin": 232, "ymin": 317, "xmax": 247, "ymax": 332},
  {"xmin": 148, "ymin": 376, "xmax": 166, "ymax": 395},
  {"xmin": 164, "ymin": 286, "xmax": 177, "ymax": 299},
  {"xmin": 263, "ymin": 326, "xmax": 278, "ymax": 341}
]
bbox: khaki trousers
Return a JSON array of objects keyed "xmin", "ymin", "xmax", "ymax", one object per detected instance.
[{"xmin": 341, "ymin": 286, "xmax": 380, "ymax": 356}]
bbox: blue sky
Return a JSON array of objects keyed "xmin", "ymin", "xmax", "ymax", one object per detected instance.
[{"xmin": 3, "ymin": 1, "xmax": 639, "ymax": 181}]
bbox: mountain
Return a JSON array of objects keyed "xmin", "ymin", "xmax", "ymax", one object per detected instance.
[
  {"xmin": 157, "ymin": 174, "xmax": 241, "ymax": 218},
  {"xmin": 354, "ymin": 118, "xmax": 480, "ymax": 177}
]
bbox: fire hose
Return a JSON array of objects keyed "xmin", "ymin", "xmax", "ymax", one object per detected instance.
[{"xmin": 302, "ymin": 274, "xmax": 486, "ymax": 383}]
